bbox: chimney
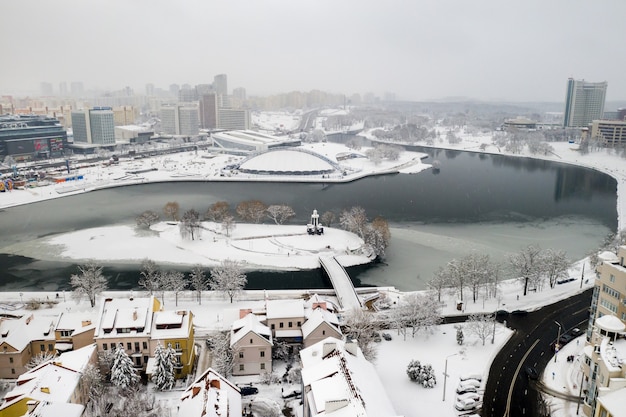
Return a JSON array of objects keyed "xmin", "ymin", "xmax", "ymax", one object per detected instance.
[
  {"xmin": 344, "ymin": 339, "xmax": 358, "ymax": 356},
  {"xmin": 322, "ymin": 342, "xmax": 336, "ymax": 357},
  {"xmin": 25, "ymin": 314, "xmax": 34, "ymax": 325},
  {"xmin": 81, "ymin": 320, "xmax": 92, "ymax": 327},
  {"xmin": 132, "ymin": 308, "xmax": 138, "ymax": 321}
]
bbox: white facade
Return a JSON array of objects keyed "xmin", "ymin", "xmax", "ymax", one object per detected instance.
[
  {"xmin": 160, "ymin": 103, "xmax": 199, "ymax": 136},
  {"xmin": 564, "ymin": 78, "xmax": 608, "ymax": 128}
]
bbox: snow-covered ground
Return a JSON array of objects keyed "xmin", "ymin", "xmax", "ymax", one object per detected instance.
[{"xmin": 19, "ymin": 221, "xmax": 371, "ymax": 270}]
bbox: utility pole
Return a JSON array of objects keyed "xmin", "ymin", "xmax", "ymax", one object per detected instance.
[
  {"xmin": 554, "ymin": 321, "xmax": 562, "ymax": 363},
  {"xmin": 443, "ymin": 353, "xmax": 459, "ymax": 401}
]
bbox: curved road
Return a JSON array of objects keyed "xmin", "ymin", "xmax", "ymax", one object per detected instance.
[{"xmin": 482, "ymin": 289, "xmax": 591, "ymax": 417}]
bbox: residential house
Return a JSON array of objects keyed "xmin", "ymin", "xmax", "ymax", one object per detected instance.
[
  {"xmin": 299, "ymin": 337, "xmax": 399, "ymax": 417},
  {"xmin": 178, "ymin": 367, "xmax": 242, "ymax": 417},
  {"xmin": 0, "ymin": 314, "xmax": 56, "ymax": 379},
  {"xmin": 301, "ymin": 308, "xmax": 342, "ymax": 349},
  {"xmin": 53, "ymin": 311, "xmax": 96, "ymax": 354},
  {"xmin": 265, "ymin": 299, "xmax": 305, "ymax": 344},
  {"xmin": 230, "ymin": 313, "xmax": 272, "ymax": 376},
  {"xmin": 0, "ymin": 344, "xmax": 96, "ymax": 417},
  {"xmin": 149, "ymin": 309, "xmax": 195, "ymax": 378}
]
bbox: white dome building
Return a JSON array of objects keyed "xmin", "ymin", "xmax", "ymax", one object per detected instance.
[{"xmin": 236, "ymin": 148, "xmax": 343, "ymax": 176}]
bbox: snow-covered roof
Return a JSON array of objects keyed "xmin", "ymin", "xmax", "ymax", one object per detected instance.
[
  {"xmin": 301, "ymin": 308, "xmax": 341, "ymax": 339},
  {"xmin": 54, "ymin": 311, "xmax": 96, "ymax": 335},
  {"xmin": 25, "ymin": 401, "xmax": 85, "ymax": 417},
  {"xmin": 178, "ymin": 368, "xmax": 242, "ymax": 417},
  {"xmin": 597, "ymin": 387, "xmax": 626, "ymax": 417},
  {"xmin": 596, "ymin": 314, "xmax": 626, "ymax": 333},
  {"xmin": 266, "ymin": 299, "xmax": 304, "ymax": 319},
  {"xmin": 0, "ymin": 314, "xmax": 55, "ymax": 351},
  {"xmin": 94, "ymin": 296, "xmax": 155, "ymax": 338},
  {"xmin": 230, "ymin": 313, "xmax": 272, "ymax": 347},
  {"xmin": 55, "ymin": 343, "xmax": 97, "ymax": 373},
  {"xmin": 299, "ymin": 337, "xmax": 399, "ymax": 417},
  {"xmin": 152, "ymin": 310, "xmax": 192, "ymax": 340},
  {"xmin": 599, "ymin": 251, "xmax": 620, "ymax": 263},
  {"xmin": 2, "ymin": 362, "xmax": 80, "ymax": 410},
  {"xmin": 238, "ymin": 148, "xmax": 340, "ymax": 174}
]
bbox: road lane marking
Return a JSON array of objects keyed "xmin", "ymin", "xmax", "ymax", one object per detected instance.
[{"xmin": 504, "ymin": 338, "xmax": 540, "ymax": 417}]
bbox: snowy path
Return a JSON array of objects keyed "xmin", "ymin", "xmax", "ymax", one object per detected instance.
[{"xmin": 319, "ymin": 255, "xmax": 362, "ymax": 311}]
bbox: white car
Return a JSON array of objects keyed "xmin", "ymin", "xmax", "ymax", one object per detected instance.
[
  {"xmin": 456, "ymin": 378, "xmax": 482, "ymax": 394},
  {"xmin": 456, "ymin": 392, "xmax": 481, "ymax": 403},
  {"xmin": 459, "ymin": 373, "xmax": 483, "ymax": 382},
  {"xmin": 454, "ymin": 398, "xmax": 480, "ymax": 411}
]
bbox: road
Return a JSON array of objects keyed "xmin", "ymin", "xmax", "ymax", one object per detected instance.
[{"xmin": 482, "ymin": 289, "xmax": 592, "ymax": 417}]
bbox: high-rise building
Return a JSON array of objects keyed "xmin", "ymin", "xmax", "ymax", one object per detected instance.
[
  {"xmin": 563, "ymin": 78, "xmax": 608, "ymax": 128},
  {"xmin": 233, "ymin": 87, "xmax": 246, "ymax": 101},
  {"xmin": 145, "ymin": 83, "xmax": 155, "ymax": 97},
  {"xmin": 199, "ymin": 94, "xmax": 218, "ymax": 129},
  {"xmin": 213, "ymin": 74, "xmax": 228, "ymax": 96},
  {"xmin": 218, "ymin": 108, "xmax": 250, "ymax": 130},
  {"xmin": 113, "ymin": 106, "xmax": 138, "ymax": 126},
  {"xmin": 71, "ymin": 107, "xmax": 115, "ymax": 145},
  {"xmin": 159, "ymin": 103, "xmax": 199, "ymax": 136},
  {"xmin": 169, "ymin": 84, "xmax": 180, "ymax": 98}
]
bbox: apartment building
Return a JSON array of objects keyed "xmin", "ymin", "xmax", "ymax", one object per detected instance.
[
  {"xmin": 178, "ymin": 368, "xmax": 242, "ymax": 417},
  {"xmin": 230, "ymin": 313, "xmax": 273, "ymax": 376}
]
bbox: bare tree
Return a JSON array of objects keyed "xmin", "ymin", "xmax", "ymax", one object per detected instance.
[
  {"xmin": 543, "ymin": 249, "xmax": 571, "ymax": 288},
  {"xmin": 365, "ymin": 216, "xmax": 391, "ymax": 258},
  {"xmin": 70, "ymin": 261, "xmax": 108, "ymax": 307},
  {"xmin": 26, "ymin": 352, "xmax": 56, "ymax": 369},
  {"xmin": 342, "ymin": 308, "xmax": 380, "ymax": 362},
  {"xmin": 180, "ymin": 208, "xmax": 201, "ymax": 240},
  {"xmin": 189, "ymin": 265, "xmax": 208, "ymax": 305},
  {"xmin": 163, "ymin": 201, "xmax": 180, "ymax": 221},
  {"xmin": 135, "ymin": 210, "xmax": 159, "ymax": 229},
  {"xmin": 509, "ymin": 245, "xmax": 543, "ymax": 296},
  {"xmin": 465, "ymin": 314, "xmax": 494, "ymax": 346},
  {"xmin": 266, "ymin": 204, "xmax": 296, "ymax": 225},
  {"xmin": 339, "ymin": 206, "xmax": 368, "ymax": 239},
  {"xmin": 205, "ymin": 201, "xmax": 231, "ymax": 222},
  {"xmin": 395, "ymin": 293, "xmax": 442, "ymax": 339},
  {"xmin": 461, "ymin": 252, "xmax": 493, "ymax": 303},
  {"xmin": 428, "ymin": 267, "xmax": 451, "ymax": 303},
  {"xmin": 161, "ymin": 270, "xmax": 188, "ymax": 306},
  {"xmin": 209, "ymin": 259, "xmax": 247, "ymax": 303},
  {"xmin": 236, "ymin": 200, "xmax": 268, "ymax": 223},
  {"xmin": 138, "ymin": 259, "xmax": 160, "ymax": 295},
  {"xmin": 206, "ymin": 331, "xmax": 235, "ymax": 377},
  {"xmin": 321, "ymin": 211, "xmax": 336, "ymax": 228},
  {"xmin": 221, "ymin": 215, "xmax": 235, "ymax": 237}
]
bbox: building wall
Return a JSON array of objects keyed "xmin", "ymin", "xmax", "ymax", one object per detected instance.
[
  {"xmin": 89, "ymin": 109, "xmax": 115, "ymax": 145},
  {"xmin": 266, "ymin": 316, "xmax": 303, "ymax": 336},
  {"xmin": 564, "ymin": 79, "xmax": 607, "ymax": 128},
  {"xmin": 0, "ymin": 347, "xmax": 31, "ymax": 379},
  {"xmin": 217, "ymin": 108, "xmax": 250, "ymax": 130},
  {"xmin": 303, "ymin": 324, "xmax": 342, "ymax": 349},
  {"xmin": 70, "ymin": 111, "xmax": 90, "ymax": 143},
  {"xmin": 591, "ymin": 120, "xmax": 626, "ymax": 148},
  {"xmin": 232, "ymin": 332, "xmax": 272, "ymax": 376}
]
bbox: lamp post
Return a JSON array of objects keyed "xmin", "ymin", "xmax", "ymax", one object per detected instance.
[
  {"xmin": 443, "ymin": 353, "xmax": 459, "ymax": 401},
  {"xmin": 554, "ymin": 321, "xmax": 562, "ymax": 363}
]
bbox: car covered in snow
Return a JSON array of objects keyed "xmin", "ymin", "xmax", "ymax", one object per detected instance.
[
  {"xmin": 454, "ymin": 398, "xmax": 480, "ymax": 411},
  {"xmin": 456, "ymin": 392, "xmax": 481, "ymax": 402}
]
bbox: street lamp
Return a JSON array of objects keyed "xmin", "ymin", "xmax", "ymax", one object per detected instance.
[
  {"xmin": 554, "ymin": 321, "xmax": 562, "ymax": 363},
  {"xmin": 443, "ymin": 353, "xmax": 459, "ymax": 401}
]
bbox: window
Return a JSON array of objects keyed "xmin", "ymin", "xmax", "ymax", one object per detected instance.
[
  {"xmin": 103, "ymin": 344, "xmax": 108, "ymax": 351},
  {"xmin": 239, "ymin": 364, "xmax": 244, "ymax": 371},
  {"xmin": 143, "ymin": 342, "xmax": 148, "ymax": 350},
  {"xmin": 239, "ymin": 352, "xmax": 244, "ymax": 358},
  {"xmin": 279, "ymin": 322, "xmax": 284, "ymax": 328},
  {"xmin": 260, "ymin": 350, "xmax": 265, "ymax": 358},
  {"xmin": 288, "ymin": 322, "xmax": 293, "ymax": 328},
  {"xmin": 297, "ymin": 321, "xmax": 301, "ymax": 327},
  {"xmin": 135, "ymin": 357, "xmax": 141, "ymax": 366},
  {"xmin": 144, "ymin": 356, "xmax": 149, "ymax": 364},
  {"xmin": 271, "ymin": 324, "xmax": 275, "ymax": 330},
  {"xmin": 48, "ymin": 344, "xmax": 54, "ymax": 351},
  {"xmin": 9, "ymin": 357, "xmax": 13, "ymax": 363},
  {"xmin": 134, "ymin": 342, "xmax": 140, "ymax": 352},
  {"xmin": 111, "ymin": 343, "xmax": 116, "ymax": 350},
  {"xmin": 11, "ymin": 369, "xmax": 15, "ymax": 375},
  {"xmin": 250, "ymin": 338, "xmax": 253, "ymax": 344},
  {"xmin": 127, "ymin": 342, "xmax": 132, "ymax": 351},
  {"xmin": 175, "ymin": 342, "xmax": 181, "ymax": 350},
  {"xmin": 260, "ymin": 363, "xmax": 266, "ymax": 370},
  {"xmin": 322, "ymin": 330, "xmax": 326, "ymax": 335},
  {"xmin": 40, "ymin": 344, "xmax": 45, "ymax": 351},
  {"xmin": 610, "ymin": 274, "xmax": 615, "ymax": 283}
]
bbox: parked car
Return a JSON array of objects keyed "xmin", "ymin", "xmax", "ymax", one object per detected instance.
[
  {"xmin": 382, "ymin": 332, "xmax": 392, "ymax": 341},
  {"xmin": 456, "ymin": 379, "xmax": 481, "ymax": 394},
  {"xmin": 459, "ymin": 373, "xmax": 483, "ymax": 382},
  {"xmin": 571, "ymin": 327, "xmax": 583, "ymax": 337},
  {"xmin": 456, "ymin": 392, "xmax": 481, "ymax": 402},
  {"xmin": 454, "ymin": 398, "xmax": 479, "ymax": 411},
  {"xmin": 510, "ymin": 309, "xmax": 528, "ymax": 316},
  {"xmin": 525, "ymin": 366, "xmax": 539, "ymax": 380},
  {"xmin": 559, "ymin": 333, "xmax": 575, "ymax": 345},
  {"xmin": 240, "ymin": 386, "xmax": 259, "ymax": 396},
  {"xmin": 495, "ymin": 310, "xmax": 509, "ymax": 318}
]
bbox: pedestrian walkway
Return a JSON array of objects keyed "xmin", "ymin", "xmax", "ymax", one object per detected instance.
[{"xmin": 319, "ymin": 256, "xmax": 362, "ymax": 311}]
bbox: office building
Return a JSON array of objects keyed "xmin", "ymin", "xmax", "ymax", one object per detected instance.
[
  {"xmin": 213, "ymin": 74, "xmax": 228, "ymax": 96},
  {"xmin": 218, "ymin": 108, "xmax": 250, "ymax": 130},
  {"xmin": 589, "ymin": 120, "xmax": 626, "ymax": 147},
  {"xmin": 233, "ymin": 87, "xmax": 246, "ymax": 101},
  {"xmin": 112, "ymin": 106, "xmax": 138, "ymax": 126},
  {"xmin": 0, "ymin": 114, "xmax": 67, "ymax": 161},
  {"xmin": 563, "ymin": 78, "xmax": 608, "ymax": 128},
  {"xmin": 199, "ymin": 93, "xmax": 218, "ymax": 129},
  {"xmin": 159, "ymin": 103, "xmax": 199, "ymax": 136},
  {"xmin": 70, "ymin": 107, "xmax": 115, "ymax": 145}
]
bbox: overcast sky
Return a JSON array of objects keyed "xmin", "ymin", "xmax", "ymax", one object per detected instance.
[{"xmin": 2, "ymin": 0, "xmax": 625, "ymax": 102}]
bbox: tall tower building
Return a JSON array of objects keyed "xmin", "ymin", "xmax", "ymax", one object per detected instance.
[
  {"xmin": 563, "ymin": 78, "xmax": 608, "ymax": 128},
  {"xmin": 199, "ymin": 94, "xmax": 218, "ymax": 129},
  {"xmin": 71, "ymin": 107, "xmax": 115, "ymax": 145},
  {"xmin": 213, "ymin": 74, "xmax": 228, "ymax": 96}
]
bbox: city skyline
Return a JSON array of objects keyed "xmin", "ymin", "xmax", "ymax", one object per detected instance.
[{"xmin": 2, "ymin": 0, "xmax": 625, "ymax": 102}]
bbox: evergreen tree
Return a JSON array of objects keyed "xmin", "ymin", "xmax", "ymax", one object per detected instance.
[
  {"xmin": 456, "ymin": 326, "xmax": 464, "ymax": 345},
  {"xmin": 110, "ymin": 344, "xmax": 139, "ymax": 392},
  {"xmin": 152, "ymin": 342, "xmax": 176, "ymax": 390},
  {"xmin": 406, "ymin": 359, "xmax": 422, "ymax": 382},
  {"xmin": 420, "ymin": 364, "xmax": 437, "ymax": 388}
]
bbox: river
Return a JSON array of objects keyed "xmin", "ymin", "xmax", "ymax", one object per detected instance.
[{"xmin": 0, "ymin": 147, "xmax": 617, "ymax": 292}]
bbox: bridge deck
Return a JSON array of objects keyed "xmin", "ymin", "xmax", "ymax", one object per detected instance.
[{"xmin": 319, "ymin": 256, "xmax": 362, "ymax": 311}]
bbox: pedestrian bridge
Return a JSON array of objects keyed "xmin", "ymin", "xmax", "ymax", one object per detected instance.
[{"xmin": 319, "ymin": 256, "xmax": 363, "ymax": 311}]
